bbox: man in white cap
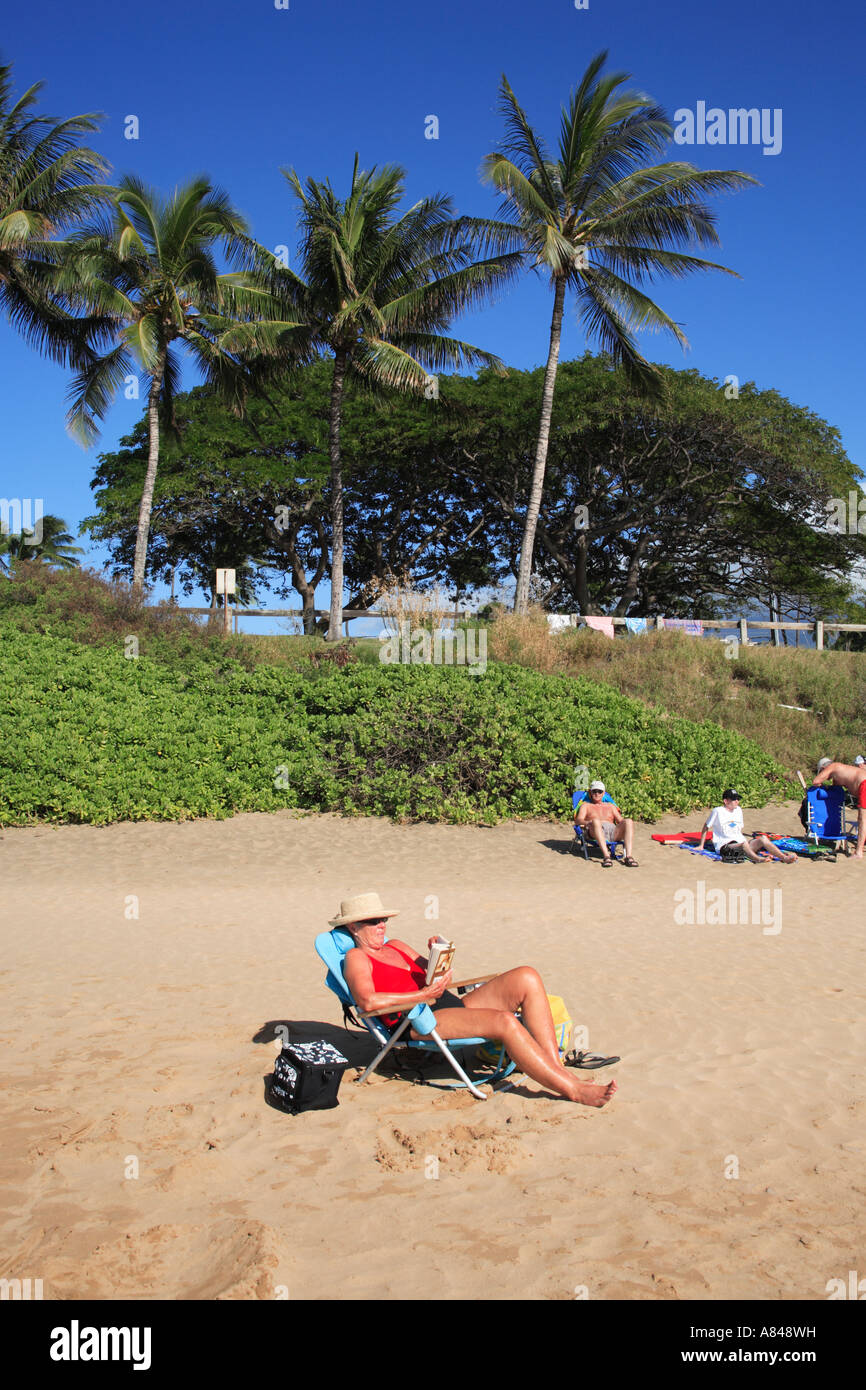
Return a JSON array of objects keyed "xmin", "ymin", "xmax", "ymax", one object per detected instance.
[
  {"xmin": 574, "ymin": 780, "xmax": 638, "ymax": 866},
  {"xmin": 812, "ymin": 758, "xmax": 866, "ymax": 858}
]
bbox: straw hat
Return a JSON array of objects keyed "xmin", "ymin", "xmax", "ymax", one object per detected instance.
[{"xmin": 329, "ymin": 892, "xmax": 399, "ymax": 928}]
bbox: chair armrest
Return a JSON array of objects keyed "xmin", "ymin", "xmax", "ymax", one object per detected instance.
[
  {"xmin": 358, "ymin": 1000, "xmax": 437, "ymax": 1036},
  {"xmin": 455, "ymin": 974, "xmax": 496, "ymax": 990}
]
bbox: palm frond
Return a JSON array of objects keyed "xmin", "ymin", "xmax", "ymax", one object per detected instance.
[{"xmin": 65, "ymin": 343, "xmax": 133, "ymax": 445}]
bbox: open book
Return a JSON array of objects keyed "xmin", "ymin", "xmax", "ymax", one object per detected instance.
[{"xmin": 425, "ymin": 936, "xmax": 456, "ymax": 986}]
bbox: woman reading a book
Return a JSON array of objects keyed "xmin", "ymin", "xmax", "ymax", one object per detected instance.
[{"xmin": 336, "ymin": 893, "xmax": 617, "ymax": 1108}]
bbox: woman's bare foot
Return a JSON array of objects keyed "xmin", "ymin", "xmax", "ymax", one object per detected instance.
[{"xmin": 570, "ymin": 1077, "xmax": 618, "ymax": 1107}]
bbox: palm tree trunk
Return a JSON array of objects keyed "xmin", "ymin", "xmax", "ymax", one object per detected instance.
[
  {"xmin": 326, "ymin": 348, "xmax": 348, "ymax": 642},
  {"xmin": 514, "ymin": 275, "xmax": 566, "ymax": 614},
  {"xmin": 132, "ymin": 360, "xmax": 165, "ymax": 600}
]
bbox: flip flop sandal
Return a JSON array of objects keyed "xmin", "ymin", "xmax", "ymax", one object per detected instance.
[
  {"xmin": 564, "ymin": 1050, "xmax": 621, "ymax": 1070},
  {"xmin": 601, "ymin": 856, "xmax": 613, "ymax": 867},
  {"xmin": 623, "ymin": 856, "xmax": 639, "ymax": 867}
]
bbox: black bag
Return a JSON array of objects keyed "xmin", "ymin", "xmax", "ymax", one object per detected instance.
[
  {"xmin": 268, "ymin": 1040, "xmax": 350, "ymax": 1115},
  {"xmin": 798, "ymin": 796, "xmax": 809, "ymax": 831}
]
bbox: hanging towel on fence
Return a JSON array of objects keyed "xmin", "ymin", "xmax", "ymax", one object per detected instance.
[
  {"xmin": 547, "ymin": 614, "xmax": 572, "ymax": 633},
  {"xmin": 584, "ymin": 616, "xmax": 615, "ymax": 638},
  {"xmin": 624, "ymin": 617, "xmax": 648, "ymax": 635},
  {"xmin": 664, "ymin": 618, "xmax": 704, "ymax": 635}
]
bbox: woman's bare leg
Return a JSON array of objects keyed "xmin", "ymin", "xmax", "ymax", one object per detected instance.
[
  {"xmin": 417, "ymin": 1005, "xmax": 617, "ymax": 1107},
  {"xmin": 466, "ymin": 967, "xmax": 561, "ymax": 1066}
]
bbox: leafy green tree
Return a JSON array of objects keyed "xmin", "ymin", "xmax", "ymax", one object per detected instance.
[
  {"xmin": 83, "ymin": 366, "xmax": 505, "ymax": 630},
  {"xmin": 396, "ymin": 357, "xmax": 866, "ymax": 621},
  {"xmin": 481, "ymin": 53, "xmax": 756, "ymax": 611},
  {"xmin": 61, "ymin": 175, "xmax": 286, "ymax": 599},
  {"xmin": 86, "ymin": 357, "xmax": 862, "ymax": 631},
  {"xmin": 0, "ymin": 58, "xmax": 109, "ymax": 365},
  {"xmin": 267, "ymin": 155, "xmax": 519, "ymax": 638},
  {"xmin": 0, "ymin": 514, "xmax": 83, "ymax": 573}
]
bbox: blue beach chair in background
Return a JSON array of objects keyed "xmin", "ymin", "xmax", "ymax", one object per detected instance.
[
  {"xmin": 572, "ymin": 789, "xmax": 624, "ymax": 862},
  {"xmin": 802, "ymin": 786, "xmax": 857, "ymax": 855},
  {"xmin": 314, "ymin": 929, "xmax": 516, "ymax": 1101}
]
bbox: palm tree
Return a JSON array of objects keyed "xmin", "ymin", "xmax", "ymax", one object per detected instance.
[
  {"xmin": 62, "ymin": 175, "xmax": 283, "ymax": 598},
  {"xmin": 481, "ymin": 54, "xmax": 757, "ymax": 613},
  {"xmin": 0, "ymin": 59, "xmax": 109, "ymax": 365},
  {"xmin": 271, "ymin": 157, "xmax": 520, "ymax": 640},
  {"xmin": 0, "ymin": 513, "xmax": 83, "ymax": 573}
]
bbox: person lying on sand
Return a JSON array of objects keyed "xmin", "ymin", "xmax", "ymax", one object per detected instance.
[
  {"xmin": 337, "ymin": 894, "xmax": 617, "ymax": 1108},
  {"xmin": 574, "ymin": 780, "xmax": 638, "ymax": 867},
  {"xmin": 698, "ymin": 789, "xmax": 797, "ymax": 864},
  {"xmin": 812, "ymin": 758, "xmax": 866, "ymax": 859}
]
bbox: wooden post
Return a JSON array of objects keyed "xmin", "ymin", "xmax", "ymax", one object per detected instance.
[
  {"xmin": 815, "ymin": 620, "xmax": 824, "ymax": 651},
  {"xmin": 656, "ymin": 615, "xmax": 664, "ymax": 630},
  {"xmin": 224, "ymin": 592, "xmax": 230, "ymax": 636},
  {"xmin": 739, "ymin": 618, "xmax": 748, "ymax": 646}
]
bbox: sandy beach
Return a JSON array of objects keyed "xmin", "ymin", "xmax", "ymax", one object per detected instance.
[{"xmin": 1, "ymin": 802, "xmax": 863, "ymax": 1302}]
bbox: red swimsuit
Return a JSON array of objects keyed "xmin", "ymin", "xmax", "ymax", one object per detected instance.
[{"xmin": 363, "ymin": 944, "xmax": 426, "ymax": 1028}]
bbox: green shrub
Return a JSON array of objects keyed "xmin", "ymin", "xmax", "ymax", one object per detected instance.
[{"xmin": 0, "ymin": 629, "xmax": 786, "ymax": 826}]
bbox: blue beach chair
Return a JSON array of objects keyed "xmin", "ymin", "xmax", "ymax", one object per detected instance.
[
  {"xmin": 572, "ymin": 789, "xmax": 624, "ymax": 862},
  {"xmin": 314, "ymin": 929, "xmax": 516, "ymax": 1101},
  {"xmin": 803, "ymin": 786, "xmax": 857, "ymax": 855}
]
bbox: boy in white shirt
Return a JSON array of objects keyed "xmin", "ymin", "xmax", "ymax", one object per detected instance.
[{"xmin": 698, "ymin": 790, "xmax": 797, "ymax": 864}]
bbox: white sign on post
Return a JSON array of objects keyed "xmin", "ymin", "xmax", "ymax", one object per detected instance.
[{"xmin": 215, "ymin": 568, "xmax": 236, "ymax": 595}]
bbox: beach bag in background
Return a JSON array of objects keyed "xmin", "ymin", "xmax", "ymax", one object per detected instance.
[
  {"xmin": 547, "ymin": 996, "xmax": 574, "ymax": 1057},
  {"xmin": 268, "ymin": 1039, "xmax": 349, "ymax": 1115}
]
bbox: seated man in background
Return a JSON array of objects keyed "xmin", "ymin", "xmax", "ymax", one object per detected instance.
[
  {"xmin": 574, "ymin": 780, "xmax": 638, "ymax": 867},
  {"xmin": 812, "ymin": 758, "xmax": 866, "ymax": 859},
  {"xmin": 698, "ymin": 789, "xmax": 797, "ymax": 864}
]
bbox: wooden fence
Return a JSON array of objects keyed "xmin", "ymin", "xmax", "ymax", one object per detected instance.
[
  {"xmin": 175, "ymin": 605, "xmax": 866, "ymax": 649},
  {"xmin": 547, "ymin": 616, "xmax": 866, "ymax": 650},
  {"xmin": 177, "ymin": 605, "xmax": 476, "ymax": 638}
]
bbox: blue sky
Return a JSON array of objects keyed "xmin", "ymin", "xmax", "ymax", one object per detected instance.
[{"xmin": 2, "ymin": 0, "xmax": 864, "ymax": 624}]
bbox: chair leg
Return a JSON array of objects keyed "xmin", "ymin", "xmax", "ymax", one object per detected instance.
[
  {"xmin": 357, "ymin": 1017, "xmax": 410, "ymax": 1084},
  {"xmin": 428, "ymin": 1030, "xmax": 488, "ymax": 1100}
]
